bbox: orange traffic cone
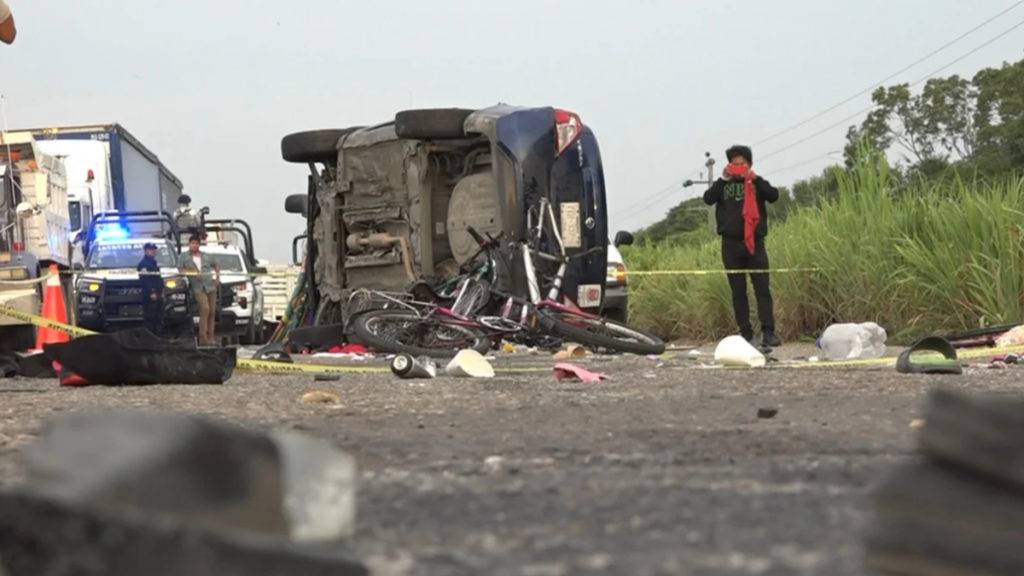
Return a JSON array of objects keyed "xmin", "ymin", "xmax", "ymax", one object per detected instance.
[{"xmin": 36, "ymin": 263, "xmax": 70, "ymax": 349}]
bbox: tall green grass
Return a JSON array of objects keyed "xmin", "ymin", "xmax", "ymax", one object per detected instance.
[{"xmin": 624, "ymin": 157, "xmax": 1024, "ymax": 343}]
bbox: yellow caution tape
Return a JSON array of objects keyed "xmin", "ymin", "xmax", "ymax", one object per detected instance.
[
  {"xmin": 0, "ymin": 304, "xmax": 97, "ymax": 338},
  {"xmin": 236, "ymin": 358, "xmax": 388, "ymax": 374},
  {"xmin": 631, "ymin": 267, "xmax": 823, "ymax": 277},
  {"xmin": 775, "ymin": 343, "xmax": 1024, "ymax": 370}
]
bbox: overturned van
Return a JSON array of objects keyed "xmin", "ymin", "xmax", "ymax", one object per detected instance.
[{"xmin": 282, "ymin": 105, "xmax": 622, "ymax": 323}]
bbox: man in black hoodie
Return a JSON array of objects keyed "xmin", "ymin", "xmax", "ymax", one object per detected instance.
[{"xmin": 703, "ymin": 145, "xmax": 781, "ymax": 346}]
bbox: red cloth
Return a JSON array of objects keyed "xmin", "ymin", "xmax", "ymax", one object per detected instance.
[
  {"xmin": 327, "ymin": 343, "xmax": 370, "ymax": 354},
  {"xmin": 726, "ymin": 164, "xmax": 760, "ymax": 255}
]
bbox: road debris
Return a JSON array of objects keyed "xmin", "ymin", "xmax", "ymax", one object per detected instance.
[
  {"xmin": 0, "ymin": 412, "xmax": 364, "ymax": 575},
  {"xmin": 391, "ymin": 354, "xmax": 437, "ymax": 379},
  {"xmin": 757, "ymin": 408, "xmax": 779, "ymax": 419},
  {"xmin": 867, "ymin": 389, "xmax": 1024, "ymax": 574},
  {"xmin": 302, "ymin": 390, "xmax": 341, "ymax": 404},
  {"xmin": 553, "ymin": 344, "xmax": 588, "ymax": 360},
  {"xmin": 714, "ymin": 335, "xmax": 766, "ymax": 368},
  {"xmin": 445, "ymin": 349, "xmax": 494, "ymax": 378},
  {"xmin": 553, "ymin": 363, "xmax": 608, "ymax": 383}
]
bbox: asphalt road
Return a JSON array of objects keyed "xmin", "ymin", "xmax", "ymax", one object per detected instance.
[{"xmin": 1, "ymin": 345, "xmax": 1020, "ymax": 575}]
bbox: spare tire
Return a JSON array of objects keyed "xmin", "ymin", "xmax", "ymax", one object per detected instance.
[
  {"xmin": 281, "ymin": 128, "xmax": 362, "ymax": 164},
  {"xmin": 394, "ymin": 108, "xmax": 474, "ymax": 139}
]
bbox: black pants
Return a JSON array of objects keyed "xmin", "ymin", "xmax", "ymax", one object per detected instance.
[
  {"xmin": 143, "ymin": 295, "xmax": 163, "ymax": 335},
  {"xmin": 721, "ymin": 237, "xmax": 775, "ymax": 339}
]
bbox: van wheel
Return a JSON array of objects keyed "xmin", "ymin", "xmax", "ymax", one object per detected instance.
[
  {"xmin": 394, "ymin": 109, "xmax": 473, "ymax": 139},
  {"xmin": 281, "ymin": 128, "xmax": 362, "ymax": 164}
]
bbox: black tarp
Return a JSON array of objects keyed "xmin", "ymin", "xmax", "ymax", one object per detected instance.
[{"xmin": 44, "ymin": 329, "xmax": 235, "ymax": 385}]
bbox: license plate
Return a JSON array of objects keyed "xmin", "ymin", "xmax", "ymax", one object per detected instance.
[
  {"xmin": 577, "ymin": 284, "xmax": 602, "ymax": 308},
  {"xmin": 560, "ymin": 202, "xmax": 581, "ymax": 248},
  {"xmin": 120, "ymin": 304, "xmax": 144, "ymax": 316}
]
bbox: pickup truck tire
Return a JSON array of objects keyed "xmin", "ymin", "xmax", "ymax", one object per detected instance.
[
  {"xmin": 281, "ymin": 128, "xmax": 362, "ymax": 164},
  {"xmin": 394, "ymin": 108, "xmax": 473, "ymax": 139}
]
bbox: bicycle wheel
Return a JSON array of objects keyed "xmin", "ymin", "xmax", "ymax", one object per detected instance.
[
  {"xmin": 351, "ymin": 309, "xmax": 493, "ymax": 358},
  {"xmin": 539, "ymin": 309, "xmax": 665, "ymax": 355}
]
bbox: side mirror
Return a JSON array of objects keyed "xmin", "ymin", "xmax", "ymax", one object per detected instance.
[
  {"xmin": 284, "ymin": 194, "xmax": 309, "ymax": 217},
  {"xmin": 613, "ymin": 231, "xmax": 634, "ymax": 247}
]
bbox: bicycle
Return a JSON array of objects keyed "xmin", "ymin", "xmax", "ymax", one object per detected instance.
[{"xmin": 351, "ymin": 197, "xmax": 664, "ymax": 357}]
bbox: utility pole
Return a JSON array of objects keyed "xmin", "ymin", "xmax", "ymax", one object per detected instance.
[
  {"xmin": 682, "ymin": 151, "xmax": 718, "ymax": 234},
  {"xmin": 704, "ymin": 152, "xmax": 715, "ymax": 234}
]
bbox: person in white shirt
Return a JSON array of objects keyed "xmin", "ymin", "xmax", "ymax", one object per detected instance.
[{"xmin": 0, "ymin": 0, "xmax": 16, "ymax": 45}]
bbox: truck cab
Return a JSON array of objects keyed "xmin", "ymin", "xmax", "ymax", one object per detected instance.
[
  {"xmin": 0, "ymin": 133, "xmax": 70, "ymax": 351},
  {"xmin": 74, "ymin": 212, "xmax": 191, "ymax": 338}
]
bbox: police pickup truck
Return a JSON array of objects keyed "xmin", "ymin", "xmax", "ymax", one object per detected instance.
[{"xmin": 74, "ymin": 212, "xmax": 192, "ymax": 338}]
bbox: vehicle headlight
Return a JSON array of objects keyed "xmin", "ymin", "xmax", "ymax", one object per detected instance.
[
  {"xmin": 606, "ymin": 263, "xmax": 627, "ymax": 284},
  {"xmin": 77, "ymin": 281, "xmax": 102, "ymax": 293}
]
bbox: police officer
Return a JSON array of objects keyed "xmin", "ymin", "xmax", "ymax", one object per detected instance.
[{"xmin": 137, "ymin": 242, "xmax": 164, "ymax": 335}]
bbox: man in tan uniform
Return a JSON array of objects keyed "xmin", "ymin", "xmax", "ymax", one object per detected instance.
[{"xmin": 0, "ymin": 1, "xmax": 16, "ymax": 45}]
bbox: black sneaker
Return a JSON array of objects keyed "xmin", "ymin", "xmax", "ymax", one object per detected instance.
[{"xmin": 761, "ymin": 332, "xmax": 782, "ymax": 348}]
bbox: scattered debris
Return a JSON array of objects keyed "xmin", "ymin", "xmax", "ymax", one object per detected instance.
[
  {"xmin": 445, "ymin": 349, "xmax": 494, "ymax": 378},
  {"xmin": 302, "ymin": 390, "xmax": 341, "ymax": 404},
  {"xmin": 43, "ymin": 329, "xmax": 236, "ymax": 385},
  {"xmin": 909, "ymin": 418, "xmax": 926, "ymax": 430},
  {"xmin": 391, "ymin": 354, "xmax": 437, "ymax": 379},
  {"xmin": 896, "ymin": 337, "xmax": 962, "ymax": 375},
  {"xmin": 866, "ymin": 389, "xmax": 1024, "ymax": 574},
  {"xmin": 0, "ymin": 412, "xmax": 364, "ymax": 575},
  {"xmin": 553, "ymin": 344, "xmax": 588, "ymax": 360},
  {"xmin": 714, "ymin": 335, "xmax": 766, "ymax": 368},
  {"xmin": 687, "ymin": 350, "xmax": 703, "ymax": 358},
  {"xmin": 483, "ymin": 455, "xmax": 505, "ymax": 474},
  {"xmin": 327, "ymin": 344, "xmax": 370, "ymax": 355},
  {"xmin": 992, "ymin": 353, "xmax": 1020, "ymax": 365},
  {"xmin": 757, "ymin": 408, "xmax": 778, "ymax": 419},
  {"xmin": 817, "ymin": 322, "xmax": 887, "ymax": 360},
  {"xmin": 313, "ymin": 374, "xmax": 342, "ymax": 382},
  {"xmin": 253, "ymin": 342, "xmax": 293, "ymax": 363},
  {"xmin": 501, "ymin": 341, "xmax": 516, "ymax": 354},
  {"xmin": 553, "ymin": 363, "xmax": 608, "ymax": 383},
  {"xmin": 995, "ymin": 325, "xmax": 1024, "ymax": 347}
]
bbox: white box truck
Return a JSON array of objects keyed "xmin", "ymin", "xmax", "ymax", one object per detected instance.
[{"xmin": 26, "ymin": 124, "xmax": 184, "ymax": 242}]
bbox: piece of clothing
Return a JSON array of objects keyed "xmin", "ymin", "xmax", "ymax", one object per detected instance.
[
  {"xmin": 724, "ymin": 164, "xmax": 761, "ymax": 255},
  {"xmin": 0, "ymin": 1, "xmax": 10, "ymax": 22},
  {"xmin": 194, "ymin": 290, "xmax": 217, "ymax": 345},
  {"xmin": 137, "ymin": 255, "xmax": 163, "ymax": 297},
  {"xmin": 703, "ymin": 175, "xmax": 779, "ymax": 241},
  {"xmin": 178, "ymin": 251, "xmax": 217, "ymax": 294},
  {"xmin": 721, "ymin": 237, "xmax": 775, "ymax": 340}
]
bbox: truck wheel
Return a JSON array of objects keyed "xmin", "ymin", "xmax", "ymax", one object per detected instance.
[
  {"xmin": 280, "ymin": 128, "xmax": 362, "ymax": 164},
  {"xmin": 394, "ymin": 109, "xmax": 473, "ymax": 139}
]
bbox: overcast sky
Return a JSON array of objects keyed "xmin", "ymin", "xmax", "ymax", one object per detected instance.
[{"xmin": 2, "ymin": 0, "xmax": 1022, "ymax": 262}]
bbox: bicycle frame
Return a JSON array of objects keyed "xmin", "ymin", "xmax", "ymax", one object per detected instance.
[{"xmin": 520, "ymin": 198, "xmax": 602, "ymax": 320}]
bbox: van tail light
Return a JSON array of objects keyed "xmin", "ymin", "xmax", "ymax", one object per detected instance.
[{"xmin": 554, "ymin": 109, "xmax": 584, "ymax": 157}]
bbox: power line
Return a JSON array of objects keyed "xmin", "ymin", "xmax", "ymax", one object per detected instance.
[
  {"xmin": 618, "ymin": 7, "xmax": 1024, "ymax": 228},
  {"xmin": 614, "ymin": 164, "xmax": 705, "ymax": 224},
  {"xmin": 753, "ymin": 0, "xmax": 1024, "ymax": 147},
  {"xmin": 758, "ymin": 15, "xmax": 1024, "ymax": 163}
]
